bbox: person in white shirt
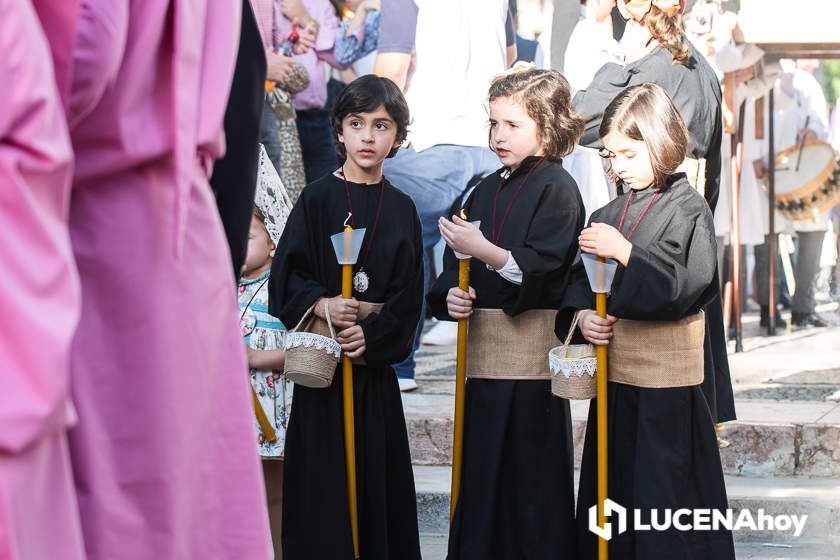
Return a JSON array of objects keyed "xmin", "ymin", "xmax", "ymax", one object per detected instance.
[
  {"xmin": 379, "ymin": 0, "xmax": 508, "ymax": 387},
  {"xmin": 753, "ymin": 59, "xmax": 833, "ymax": 328}
]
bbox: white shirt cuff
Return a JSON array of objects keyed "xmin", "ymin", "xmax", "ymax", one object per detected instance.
[{"xmin": 495, "ymin": 251, "xmax": 523, "ymax": 285}]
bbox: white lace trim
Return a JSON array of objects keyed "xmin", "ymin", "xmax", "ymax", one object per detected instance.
[
  {"xmin": 284, "ymin": 332, "xmax": 342, "ymax": 358},
  {"xmin": 549, "ymin": 349, "xmax": 597, "ymax": 379}
]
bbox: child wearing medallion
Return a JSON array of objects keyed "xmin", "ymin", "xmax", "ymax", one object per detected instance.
[{"xmin": 269, "ymin": 74, "xmax": 423, "ymax": 560}]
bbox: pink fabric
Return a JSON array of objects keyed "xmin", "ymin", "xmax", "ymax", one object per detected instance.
[
  {"xmin": 0, "ymin": 1, "xmax": 85, "ymax": 558},
  {"xmin": 250, "ymin": 0, "xmax": 276, "ymax": 51},
  {"xmin": 280, "ymin": 0, "xmax": 343, "ymax": 110},
  {"xmin": 66, "ymin": 1, "xmax": 272, "ymax": 558}
]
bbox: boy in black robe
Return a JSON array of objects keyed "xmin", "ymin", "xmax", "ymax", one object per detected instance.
[{"xmin": 269, "ymin": 75, "xmax": 422, "ymax": 560}]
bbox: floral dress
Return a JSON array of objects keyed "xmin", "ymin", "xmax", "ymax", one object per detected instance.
[{"xmin": 239, "ymin": 271, "xmax": 293, "ymax": 458}]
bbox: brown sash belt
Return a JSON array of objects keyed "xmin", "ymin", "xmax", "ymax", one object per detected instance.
[
  {"xmin": 307, "ymin": 301, "xmax": 385, "ymax": 365},
  {"xmin": 466, "ymin": 308, "xmax": 558, "ymax": 380},
  {"xmin": 608, "ymin": 311, "xmax": 705, "ymax": 388}
]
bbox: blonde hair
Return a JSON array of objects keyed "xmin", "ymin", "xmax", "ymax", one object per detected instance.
[
  {"xmin": 599, "ymin": 83, "xmax": 688, "ymax": 188},
  {"xmin": 488, "ymin": 66, "xmax": 584, "ymax": 160}
]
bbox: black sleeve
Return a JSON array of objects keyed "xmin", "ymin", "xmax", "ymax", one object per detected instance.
[
  {"xmin": 426, "ymin": 243, "xmax": 461, "ymax": 322},
  {"xmin": 357, "ymin": 207, "xmax": 425, "ymax": 366},
  {"xmin": 210, "ymin": 0, "xmax": 266, "ymax": 280},
  {"xmin": 506, "ymin": 181, "xmax": 583, "ymax": 315},
  {"xmin": 703, "ymin": 112, "xmax": 723, "ymax": 212},
  {"xmin": 573, "ymin": 62, "xmax": 635, "ymax": 147},
  {"xmin": 268, "ymin": 191, "xmax": 329, "ymax": 328},
  {"xmin": 554, "ymin": 260, "xmax": 595, "ymax": 341},
  {"xmin": 608, "ymin": 216, "xmax": 717, "ymax": 320}
]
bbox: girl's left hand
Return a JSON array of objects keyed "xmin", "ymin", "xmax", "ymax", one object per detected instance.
[
  {"xmin": 337, "ymin": 325, "xmax": 366, "ymax": 359},
  {"xmin": 579, "ymin": 223, "xmax": 633, "ymax": 266},
  {"xmin": 438, "ymin": 215, "xmax": 487, "ymax": 258}
]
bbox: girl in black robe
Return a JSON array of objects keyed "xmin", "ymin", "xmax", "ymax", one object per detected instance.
[
  {"xmin": 428, "ymin": 68, "xmax": 584, "ymax": 559},
  {"xmin": 561, "ymin": 83, "xmax": 735, "ymax": 559},
  {"xmin": 269, "ymin": 75, "xmax": 422, "ymax": 559},
  {"xmin": 572, "ymin": 0, "xmax": 735, "ymax": 425}
]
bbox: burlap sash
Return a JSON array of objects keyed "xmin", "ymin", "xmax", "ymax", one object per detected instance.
[
  {"xmin": 608, "ymin": 311, "xmax": 705, "ymax": 388},
  {"xmin": 307, "ymin": 301, "xmax": 385, "ymax": 365},
  {"xmin": 466, "ymin": 308, "xmax": 558, "ymax": 380}
]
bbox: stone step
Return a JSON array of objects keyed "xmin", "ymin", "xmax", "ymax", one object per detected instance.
[
  {"xmin": 418, "ymin": 533, "xmax": 840, "ymax": 560},
  {"xmin": 402, "ymin": 393, "xmax": 840, "ymax": 477},
  {"xmin": 412, "ymin": 466, "xmax": 840, "ymax": 545}
]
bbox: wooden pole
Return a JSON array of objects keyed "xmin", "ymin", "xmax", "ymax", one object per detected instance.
[
  {"xmin": 450, "ymin": 209, "xmax": 471, "ymax": 522},
  {"xmin": 341, "ymin": 225, "xmax": 360, "ymax": 559},
  {"xmin": 730, "ymin": 93, "xmax": 746, "ymax": 352},
  {"xmin": 596, "ymin": 258, "xmax": 609, "ymax": 560},
  {"xmin": 768, "ymin": 88, "xmax": 777, "ymax": 336},
  {"xmin": 251, "ymin": 386, "xmax": 277, "ymax": 442},
  {"xmin": 450, "ymin": 255, "xmax": 470, "ymax": 521}
]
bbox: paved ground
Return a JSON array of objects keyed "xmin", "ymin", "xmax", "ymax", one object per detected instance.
[
  {"xmin": 408, "ymin": 302, "xmax": 840, "ymax": 558},
  {"xmin": 419, "ymin": 534, "xmax": 840, "ymax": 559}
]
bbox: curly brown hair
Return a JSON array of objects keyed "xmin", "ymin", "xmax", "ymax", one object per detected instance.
[
  {"xmin": 487, "ymin": 67, "xmax": 584, "ymax": 160},
  {"xmin": 645, "ymin": 5, "xmax": 690, "ymax": 66}
]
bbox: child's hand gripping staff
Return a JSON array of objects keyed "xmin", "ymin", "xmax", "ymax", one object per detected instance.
[
  {"xmin": 578, "ymin": 223, "xmax": 622, "ymax": 560},
  {"xmin": 439, "ymin": 209, "xmax": 498, "ymax": 521},
  {"xmin": 328, "ymin": 221, "xmax": 368, "ymax": 559}
]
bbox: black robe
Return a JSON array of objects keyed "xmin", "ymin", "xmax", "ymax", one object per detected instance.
[
  {"xmin": 559, "ymin": 175, "xmax": 736, "ymax": 559},
  {"xmin": 427, "ymin": 157, "xmax": 583, "ymax": 559},
  {"xmin": 210, "ymin": 0, "xmax": 265, "ymax": 280},
  {"xmin": 572, "ymin": 43, "xmax": 736, "ymax": 424},
  {"xmin": 269, "ymin": 173, "xmax": 423, "ymax": 560}
]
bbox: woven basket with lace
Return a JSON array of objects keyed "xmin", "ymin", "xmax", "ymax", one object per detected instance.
[
  {"xmin": 549, "ymin": 311, "xmax": 596, "ymax": 400},
  {"xmin": 283, "ymin": 301, "xmax": 341, "ymax": 388}
]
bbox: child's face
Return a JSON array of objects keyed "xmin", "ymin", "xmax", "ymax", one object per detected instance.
[
  {"xmin": 602, "ymin": 131, "xmax": 656, "ymax": 190},
  {"xmin": 244, "ymin": 215, "xmax": 275, "ymax": 275},
  {"xmin": 338, "ymin": 105, "xmax": 398, "ymax": 173},
  {"xmin": 489, "ymin": 96, "xmax": 544, "ymax": 171}
]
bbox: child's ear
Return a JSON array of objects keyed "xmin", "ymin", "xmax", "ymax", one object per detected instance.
[
  {"xmin": 338, "ymin": 133, "xmax": 345, "ymax": 144},
  {"xmin": 270, "ymin": 242, "xmax": 276, "ymax": 258}
]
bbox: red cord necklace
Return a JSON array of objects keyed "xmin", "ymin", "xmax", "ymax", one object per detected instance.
[
  {"xmin": 617, "ymin": 188, "xmax": 659, "ymax": 240},
  {"xmin": 491, "ymin": 157, "xmax": 545, "ymax": 244},
  {"xmin": 341, "ymin": 167, "xmax": 385, "ymax": 293}
]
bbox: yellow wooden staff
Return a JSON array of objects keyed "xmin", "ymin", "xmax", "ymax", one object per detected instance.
[
  {"xmin": 341, "ymin": 224, "xmax": 361, "ymax": 559},
  {"xmin": 450, "ymin": 209, "xmax": 471, "ymax": 521},
  {"xmin": 251, "ymin": 387, "xmax": 277, "ymax": 443},
  {"xmin": 595, "ymin": 256, "xmax": 609, "ymax": 560}
]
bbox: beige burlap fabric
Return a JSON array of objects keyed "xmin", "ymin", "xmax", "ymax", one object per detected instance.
[
  {"xmin": 608, "ymin": 311, "xmax": 705, "ymax": 388},
  {"xmin": 466, "ymin": 309, "xmax": 558, "ymax": 380}
]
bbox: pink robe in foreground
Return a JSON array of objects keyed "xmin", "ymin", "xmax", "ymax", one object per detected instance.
[
  {"xmin": 0, "ymin": 1, "xmax": 85, "ymax": 558},
  {"xmin": 66, "ymin": 1, "xmax": 271, "ymax": 558}
]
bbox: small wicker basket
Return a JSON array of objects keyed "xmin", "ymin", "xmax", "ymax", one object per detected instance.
[
  {"xmin": 549, "ymin": 311, "xmax": 597, "ymax": 400},
  {"xmin": 283, "ymin": 301, "xmax": 341, "ymax": 388}
]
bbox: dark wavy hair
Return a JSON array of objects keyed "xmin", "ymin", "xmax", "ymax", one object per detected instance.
[
  {"xmin": 330, "ymin": 75, "xmax": 410, "ymax": 160},
  {"xmin": 487, "ymin": 67, "xmax": 584, "ymax": 160},
  {"xmin": 599, "ymin": 83, "xmax": 688, "ymax": 188}
]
